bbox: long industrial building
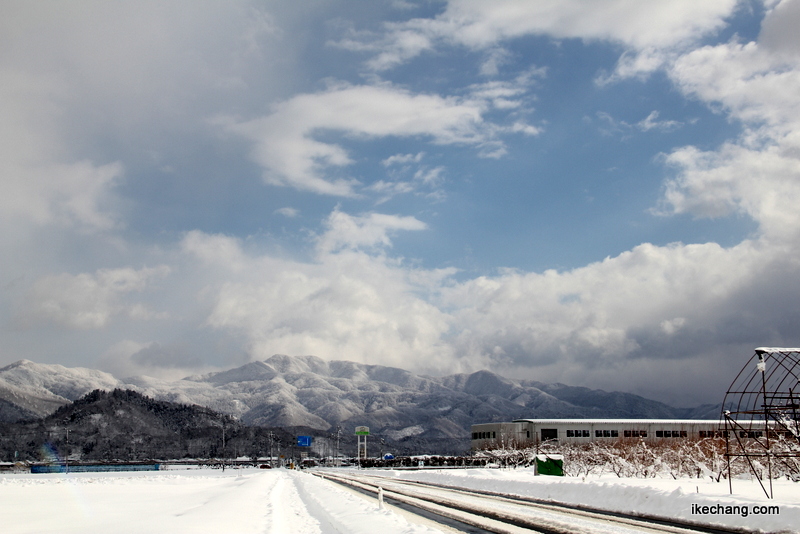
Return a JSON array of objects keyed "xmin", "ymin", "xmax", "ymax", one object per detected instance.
[{"xmin": 470, "ymin": 419, "xmax": 737, "ymax": 448}]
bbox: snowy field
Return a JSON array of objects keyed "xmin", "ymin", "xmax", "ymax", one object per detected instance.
[{"xmin": 0, "ymin": 466, "xmax": 798, "ymax": 533}]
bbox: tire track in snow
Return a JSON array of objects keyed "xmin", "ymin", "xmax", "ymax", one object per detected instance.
[
  {"xmin": 292, "ymin": 471, "xmax": 447, "ymax": 534},
  {"xmin": 266, "ymin": 471, "xmax": 322, "ymax": 534}
]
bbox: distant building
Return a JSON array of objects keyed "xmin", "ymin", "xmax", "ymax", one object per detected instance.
[{"xmin": 470, "ymin": 418, "xmax": 747, "ymax": 448}]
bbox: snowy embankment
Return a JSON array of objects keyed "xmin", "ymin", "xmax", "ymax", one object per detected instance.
[
  {"xmin": 375, "ymin": 467, "xmax": 800, "ymax": 533},
  {"xmin": 0, "ymin": 468, "xmax": 442, "ymax": 534}
]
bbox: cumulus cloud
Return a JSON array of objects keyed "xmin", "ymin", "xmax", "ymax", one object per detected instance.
[
  {"xmin": 443, "ymin": 240, "xmax": 761, "ymax": 363},
  {"xmin": 170, "ymin": 201, "xmax": 797, "ymax": 405},
  {"xmin": 180, "ymin": 224, "xmax": 457, "ymax": 374}
]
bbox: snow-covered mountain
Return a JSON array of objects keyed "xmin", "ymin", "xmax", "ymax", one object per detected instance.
[
  {"xmin": 0, "ymin": 355, "xmax": 719, "ymax": 439},
  {"xmin": 0, "ymin": 359, "xmax": 122, "ymax": 419}
]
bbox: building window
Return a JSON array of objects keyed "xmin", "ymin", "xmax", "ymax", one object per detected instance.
[
  {"xmin": 541, "ymin": 429, "xmax": 558, "ymax": 441},
  {"xmin": 610, "ymin": 430, "xmax": 619, "ymax": 437},
  {"xmin": 567, "ymin": 430, "xmax": 575, "ymax": 437},
  {"xmin": 595, "ymin": 430, "xmax": 602, "ymax": 438},
  {"xmin": 656, "ymin": 431, "xmax": 663, "ymax": 437},
  {"xmin": 624, "ymin": 430, "xmax": 646, "ymax": 438}
]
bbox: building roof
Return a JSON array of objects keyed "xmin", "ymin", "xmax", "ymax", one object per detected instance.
[{"xmin": 510, "ymin": 419, "xmax": 723, "ymax": 425}]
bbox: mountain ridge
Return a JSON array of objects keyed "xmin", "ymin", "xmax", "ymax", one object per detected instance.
[{"xmin": 0, "ymin": 356, "xmax": 722, "ymax": 440}]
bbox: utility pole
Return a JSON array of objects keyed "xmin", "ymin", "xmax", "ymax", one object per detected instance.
[
  {"xmin": 268, "ymin": 431, "xmax": 274, "ymax": 465},
  {"xmin": 336, "ymin": 426, "xmax": 341, "ymax": 466},
  {"xmin": 221, "ymin": 417, "xmax": 227, "ymax": 471}
]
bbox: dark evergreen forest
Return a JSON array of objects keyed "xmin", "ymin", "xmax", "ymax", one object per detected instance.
[{"xmin": 0, "ymin": 389, "xmax": 298, "ymax": 462}]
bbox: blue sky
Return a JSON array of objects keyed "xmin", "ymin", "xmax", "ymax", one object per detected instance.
[{"xmin": 3, "ymin": 0, "xmax": 800, "ymax": 407}]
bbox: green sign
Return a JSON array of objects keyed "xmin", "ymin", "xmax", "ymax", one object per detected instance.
[{"xmin": 355, "ymin": 426, "xmax": 370, "ymax": 435}]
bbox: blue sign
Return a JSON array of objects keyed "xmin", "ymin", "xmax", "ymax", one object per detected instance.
[{"xmin": 296, "ymin": 435, "xmax": 312, "ymax": 447}]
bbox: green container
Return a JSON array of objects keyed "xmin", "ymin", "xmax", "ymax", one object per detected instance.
[{"xmin": 535, "ymin": 455, "xmax": 563, "ymax": 476}]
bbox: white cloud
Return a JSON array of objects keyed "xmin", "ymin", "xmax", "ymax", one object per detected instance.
[
  {"xmin": 22, "ymin": 266, "xmax": 170, "ymax": 329},
  {"xmin": 670, "ymin": 42, "xmax": 800, "ymax": 133},
  {"xmin": 0, "ymin": 69, "xmax": 123, "ymax": 232},
  {"xmin": 437, "ymin": 238, "xmax": 779, "ymax": 403},
  {"xmin": 657, "ymin": 5, "xmax": 800, "ymax": 245},
  {"xmin": 467, "ymin": 70, "xmax": 543, "ymax": 110},
  {"xmin": 315, "ymin": 209, "xmax": 427, "ymax": 255},
  {"xmin": 350, "ymin": 0, "xmax": 738, "ymax": 74},
  {"xmin": 382, "ymin": 152, "xmax": 425, "ymax": 167},
  {"xmin": 180, "ymin": 225, "xmax": 457, "ymax": 374},
  {"xmin": 6, "ymin": 1, "xmax": 800, "ymax": 408},
  {"xmin": 274, "ymin": 207, "xmax": 299, "ymax": 218},
  {"xmin": 593, "ymin": 110, "xmax": 682, "ymax": 136},
  {"xmin": 439, "ymin": 0, "xmax": 737, "ymax": 49},
  {"xmin": 369, "ymin": 160, "xmax": 447, "ymax": 204},
  {"xmin": 0, "ymin": 0, "xmax": 285, "ymax": 237},
  {"xmin": 759, "ymin": 0, "xmax": 800, "ymax": 61},
  {"xmin": 479, "ymin": 47, "xmax": 512, "ymax": 76},
  {"xmin": 660, "ymin": 142, "xmax": 800, "ymax": 241},
  {"xmin": 97, "ymin": 339, "xmax": 214, "ymax": 381},
  {"xmin": 226, "ymin": 83, "xmax": 494, "ymax": 196},
  {"xmin": 170, "ymin": 201, "xmax": 800, "ymax": 405},
  {"xmin": 637, "ymin": 110, "xmax": 682, "ymax": 132}
]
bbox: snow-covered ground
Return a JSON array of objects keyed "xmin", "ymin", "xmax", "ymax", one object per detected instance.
[
  {"xmin": 1, "ymin": 466, "xmax": 798, "ymax": 533},
  {"xmin": 0, "ymin": 467, "xmax": 442, "ymax": 534},
  {"xmin": 373, "ymin": 467, "xmax": 800, "ymax": 533}
]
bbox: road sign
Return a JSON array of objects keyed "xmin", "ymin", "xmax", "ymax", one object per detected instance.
[
  {"xmin": 296, "ymin": 435, "xmax": 312, "ymax": 447},
  {"xmin": 355, "ymin": 426, "xmax": 370, "ymax": 435}
]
